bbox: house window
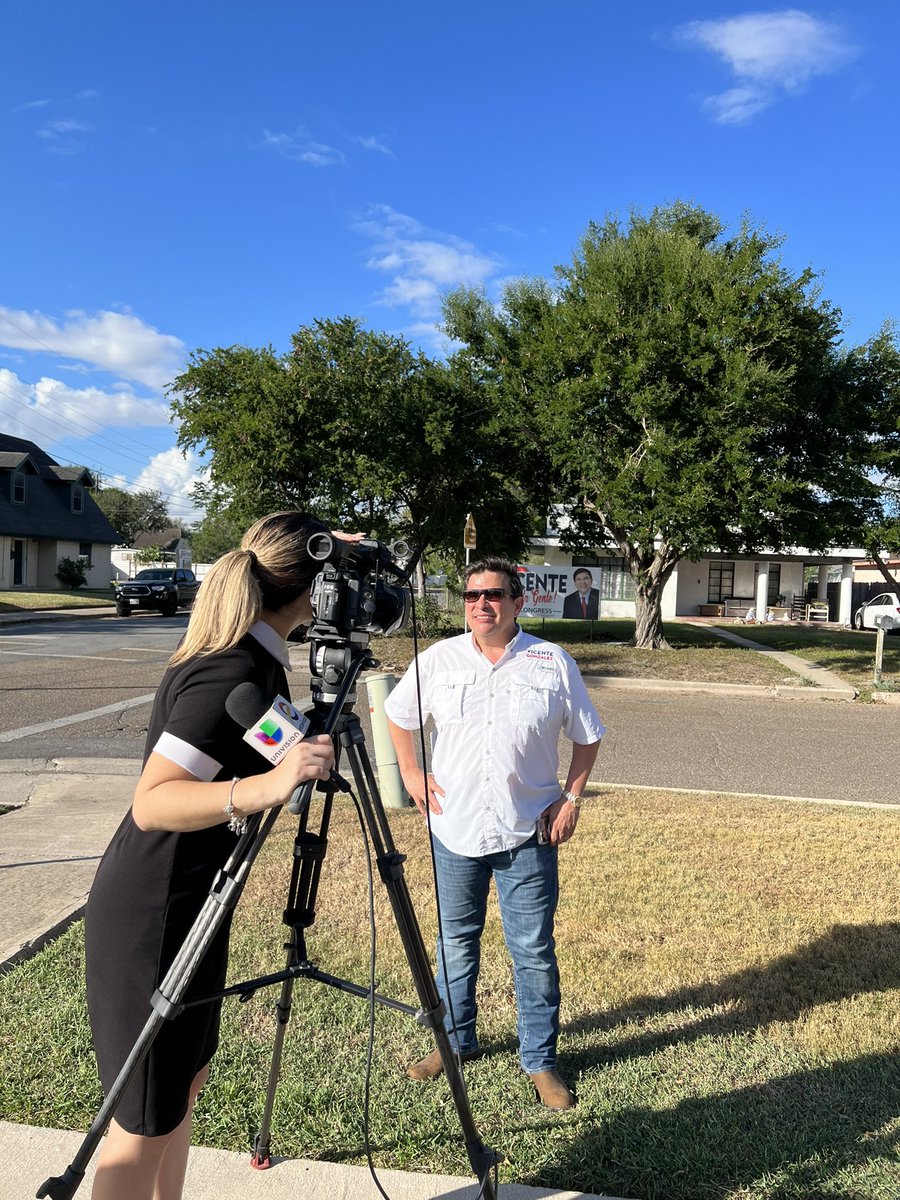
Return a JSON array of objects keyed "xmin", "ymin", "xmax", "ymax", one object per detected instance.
[
  {"xmin": 754, "ymin": 562, "xmax": 782, "ymax": 605},
  {"xmin": 12, "ymin": 471, "xmax": 26, "ymax": 504},
  {"xmin": 708, "ymin": 561, "xmax": 735, "ymax": 603},
  {"xmin": 72, "ymin": 484, "xmax": 84, "ymax": 513},
  {"xmin": 599, "ymin": 558, "xmax": 636, "ymax": 601},
  {"xmin": 79, "ymin": 542, "xmax": 93, "ymax": 567}
]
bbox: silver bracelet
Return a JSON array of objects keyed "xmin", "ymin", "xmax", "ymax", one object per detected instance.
[{"xmin": 224, "ymin": 776, "xmax": 248, "ymax": 835}]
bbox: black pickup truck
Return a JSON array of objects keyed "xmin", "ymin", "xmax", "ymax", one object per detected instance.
[{"xmin": 115, "ymin": 568, "xmax": 201, "ymax": 617}]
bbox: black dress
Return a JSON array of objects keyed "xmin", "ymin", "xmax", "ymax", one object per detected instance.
[{"xmin": 85, "ymin": 632, "xmax": 290, "ymax": 1137}]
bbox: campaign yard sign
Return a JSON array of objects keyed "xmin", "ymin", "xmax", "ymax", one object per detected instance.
[{"xmin": 517, "ymin": 566, "xmax": 601, "ymax": 620}]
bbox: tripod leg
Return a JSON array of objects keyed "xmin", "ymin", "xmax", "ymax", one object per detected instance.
[
  {"xmin": 37, "ymin": 809, "xmax": 280, "ymax": 1200},
  {"xmin": 341, "ymin": 729, "xmax": 499, "ymax": 1197},
  {"xmin": 251, "ymin": 797, "xmax": 332, "ymax": 1168}
]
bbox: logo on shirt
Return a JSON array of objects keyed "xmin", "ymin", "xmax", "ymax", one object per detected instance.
[
  {"xmin": 525, "ymin": 649, "xmax": 555, "ymax": 662},
  {"xmin": 254, "ymin": 719, "xmax": 284, "ymax": 746}
]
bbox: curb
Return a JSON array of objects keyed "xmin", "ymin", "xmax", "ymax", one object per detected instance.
[
  {"xmin": 0, "ymin": 606, "xmax": 119, "ymax": 625},
  {"xmin": 581, "ymin": 675, "xmax": 857, "ymax": 702}
]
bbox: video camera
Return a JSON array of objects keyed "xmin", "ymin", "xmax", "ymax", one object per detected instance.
[{"xmin": 307, "ymin": 533, "xmax": 413, "ymax": 640}]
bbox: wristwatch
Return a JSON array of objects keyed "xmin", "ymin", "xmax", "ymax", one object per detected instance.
[{"xmin": 562, "ymin": 789, "xmax": 583, "ymax": 809}]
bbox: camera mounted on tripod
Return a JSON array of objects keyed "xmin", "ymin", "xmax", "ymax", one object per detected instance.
[{"xmin": 307, "ymin": 533, "xmax": 414, "ymax": 641}]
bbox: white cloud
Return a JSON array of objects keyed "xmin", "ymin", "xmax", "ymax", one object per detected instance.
[
  {"xmin": 355, "ymin": 133, "xmax": 395, "ymax": 157},
  {"xmin": 354, "ymin": 204, "xmax": 502, "ymax": 318},
  {"xmin": 702, "ymin": 86, "xmax": 772, "ymax": 125},
  {"xmin": 132, "ymin": 447, "xmax": 209, "ymax": 524},
  {"xmin": 12, "ymin": 98, "xmax": 51, "ymax": 113},
  {"xmin": 262, "ymin": 127, "xmax": 345, "ymax": 167},
  {"xmin": 0, "ymin": 367, "xmax": 169, "ymax": 444},
  {"xmin": 36, "ymin": 117, "xmax": 94, "ymax": 153},
  {"xmin": 0, "ymin": 307, "xmax": 187, "ymax": 389},
  {"xmin": 676, "ymin": 9, "xmax": 857, "ymax": 124}
]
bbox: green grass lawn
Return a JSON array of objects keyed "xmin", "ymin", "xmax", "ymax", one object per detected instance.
[
  {"xmin": 2, "ymin": 789, "xmax": 897, "ymax": 1199},
  {"xmin": 716, "ymin": 623, "xmax": 897, "ymax": 692},
  {"xmin": 0, "ymin": 589, "xmax": 114, "ymax": 611}
]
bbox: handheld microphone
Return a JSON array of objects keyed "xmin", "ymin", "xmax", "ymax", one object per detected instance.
[{"xmin": 225, "ymin": 683, "xmax": 350, "ymax": 814}]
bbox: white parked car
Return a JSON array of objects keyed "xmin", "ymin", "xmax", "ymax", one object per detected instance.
[{"xmin": 852, "ymin": 592, "xmax": 900, "ymax": 632}]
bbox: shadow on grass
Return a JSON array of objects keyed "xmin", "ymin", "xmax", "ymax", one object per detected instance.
[
  {"xmin": 562, "ymin": 922, "xmax": 900, "ymax": 1063},
  {"xmin": 537, "ymin": 1052, "xmax": 900, "ymax": 1200},
  {"xmin": 470, "ymin": 924, "xmax": 899, "ymax": 1196}
]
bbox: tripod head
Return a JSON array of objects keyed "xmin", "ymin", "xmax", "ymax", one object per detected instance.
[{"xmin": 299, "ymin": 530, "xmax": 418, "ymax": 716}]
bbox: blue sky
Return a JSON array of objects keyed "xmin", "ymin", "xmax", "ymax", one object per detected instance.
[{"xmin": 1, "ymin": 2, "xmax": 897, "ymax": 527}]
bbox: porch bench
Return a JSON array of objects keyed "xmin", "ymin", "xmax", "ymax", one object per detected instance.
[
  {"xmin": 697, "ymin": 603, "xmax": 725, "ymax": 617},
  {"xmin": 723, "ymin": 598, "xmax": 755, "ymax": 619}
]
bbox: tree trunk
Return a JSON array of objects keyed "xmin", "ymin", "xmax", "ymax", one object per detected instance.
[
  {"xmin": 633, "ymin": 582, "xmax": 670, "ymax": 649},
  {"xmin": 870, "ymin": 551, "xmax": 900, "ymax": 595}
]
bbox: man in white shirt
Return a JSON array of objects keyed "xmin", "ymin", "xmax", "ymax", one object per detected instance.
[{"xmin": 385, "ymin": 557, "xmax": 604, "ymax": 1109}]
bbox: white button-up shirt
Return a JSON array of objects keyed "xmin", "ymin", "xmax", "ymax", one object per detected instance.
[{"xmin": 384, "ymin": 628, "xmax": 605, "ymax": 856}]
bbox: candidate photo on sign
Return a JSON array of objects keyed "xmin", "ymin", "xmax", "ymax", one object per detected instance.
[{"xmin": 562, "ymin": 568, "xmax": 599, "ymax": 619}]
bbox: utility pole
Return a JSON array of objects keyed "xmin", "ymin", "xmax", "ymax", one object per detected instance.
[{"xmin": 463, "ymin": 513, "xmax": 476, "ymax": 632}]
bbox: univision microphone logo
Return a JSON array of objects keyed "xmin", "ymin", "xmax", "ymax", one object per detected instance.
[
  {"xmin": 254, "ymin": 719, "xmax": 283, "ymax": 747},
  {"xmin": 243, "ymin": 694, "xmax": 309, "ymax": 764}
]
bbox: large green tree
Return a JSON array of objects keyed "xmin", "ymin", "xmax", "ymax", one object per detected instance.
[
  {"xmin": 186, "ymin": 507, "xmax": 243, "ymax": 563},
  {"xmin": 170, "ymin": 317, "xmax": 543, "ymax": 563},
  {"xmin": 94, "ymin": 486, "xmax": 171, "ymax": 546},
  {"xmin": 444, "ymin": 203, "xmax": 890, "ymax": 647},
  {"xmin": 852, "ymin": 327, "xmax": 900, "ymax": 590}
]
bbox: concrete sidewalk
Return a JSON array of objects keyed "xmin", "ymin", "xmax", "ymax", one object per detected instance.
[
  {"xmin": 0, "ymin": 757, "xmax": 137, "ymax": 966},
  {"xmin": 4, "ymin": 1121, "xmax": 612, "ymax": 1200},
  {"xmin": 701, "ymin": 624, "xmax": 857, "ymax": 698}
]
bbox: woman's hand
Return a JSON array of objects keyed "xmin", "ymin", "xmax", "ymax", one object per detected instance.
[{"xmin": 264, "ymin": 734, "xmax": 334, "ymax": 805}]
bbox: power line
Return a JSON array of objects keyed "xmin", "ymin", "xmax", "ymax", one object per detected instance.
[
  {"xmin": 0, "ymin": 308, "xmax": 183, "ymax": 425},
  {"xmin": 0, "ymin": 385, "xmax": 169, "ymax": 476}
]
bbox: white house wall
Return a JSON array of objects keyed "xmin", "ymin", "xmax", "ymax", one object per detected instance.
[{"xmin": 674, "ymin": 564, "xmax": 708, "ymax": 613}]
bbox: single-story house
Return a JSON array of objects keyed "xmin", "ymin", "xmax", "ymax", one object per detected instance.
[
  {"xmin": 532, "ymin": 517, "xmax": 866, "ymax": 625},
  {"xmin": 0, "ymin": 433, "xmax": 122, "ymax": 590}
]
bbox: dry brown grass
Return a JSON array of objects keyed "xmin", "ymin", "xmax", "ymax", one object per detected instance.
[
  {"xmin": 241, "ymin": 788, "xmax": 899, "ymax": 1059},
  {"xmin": 4, "ymin": 787, "xmax": 896, "ymax": 1198}
]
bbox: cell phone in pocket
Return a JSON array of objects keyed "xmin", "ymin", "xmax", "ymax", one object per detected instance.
[{"xmin": 536, "ymin": 813, "xmax": 551, "ymax": 845}]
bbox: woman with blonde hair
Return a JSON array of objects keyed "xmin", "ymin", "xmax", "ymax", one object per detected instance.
[{"xmin": 85, "ymin": 510, "xmax": 336, "ymax": 1200}]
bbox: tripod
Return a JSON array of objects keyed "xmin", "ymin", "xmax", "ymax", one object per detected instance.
[{"xmin": 37, "ymin": 635, "xmax": 498, "ymax": 1200}]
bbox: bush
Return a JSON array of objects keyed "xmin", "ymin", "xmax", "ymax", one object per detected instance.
[
  {"xmin": 409, "ymin": 592, "xmax": 453, "ymax": 637},
  {"xmin": 55, "ymin": 556, "xmax": 88, "ymax": 589}
]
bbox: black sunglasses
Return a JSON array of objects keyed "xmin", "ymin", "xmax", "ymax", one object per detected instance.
[{"xmin": 462, "ymin": 588, "xmax": 509, "ymax": 603}]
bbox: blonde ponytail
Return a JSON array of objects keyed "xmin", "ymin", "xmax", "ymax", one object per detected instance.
[{"xmin": 168, "ymin": 511, "xmax": 328, "ymax": 666}]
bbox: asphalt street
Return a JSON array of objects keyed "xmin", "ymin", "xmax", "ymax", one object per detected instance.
[{"xmin": 0, "ymin": 615, "xmax": 898, "ymax": 805}]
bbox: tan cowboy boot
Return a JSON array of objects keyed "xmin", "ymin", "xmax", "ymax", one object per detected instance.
[
  {"xmin": 529, "ymin": 1069, "xmax": 576, "ymax": 1109},
  {"xmin": 406, "ymin": 1048, "xmax": 480, "ymax": 1080}
]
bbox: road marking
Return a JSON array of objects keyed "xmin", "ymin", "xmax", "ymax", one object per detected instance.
[
  {"xmin": 0, "ymin": 694, "xmax": 157, "ymax": 743},
  {"xmin": 0, "ymin": 650, "xmax": 142, "ymax": 662},
  {"xmin": 593, "ymin": 780, "xmax": 900, "ymax": 811},
  {"xmin": 0, "ymin": 634, "xmax": 57, "ymax": 641}
]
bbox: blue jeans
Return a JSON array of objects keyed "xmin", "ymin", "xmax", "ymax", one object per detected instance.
[{"xmin": 431, "ymin": 834, "xmax": 560, "ymax": 1073}]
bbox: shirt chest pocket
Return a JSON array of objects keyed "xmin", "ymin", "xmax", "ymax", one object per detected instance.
[
  {"xmin": 512, "ymin": 666, "xmax": 563, "ymax": 730},
  {"xmin": 432, "ymin": 671, "xmax": 477, "ymax": 725}
]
